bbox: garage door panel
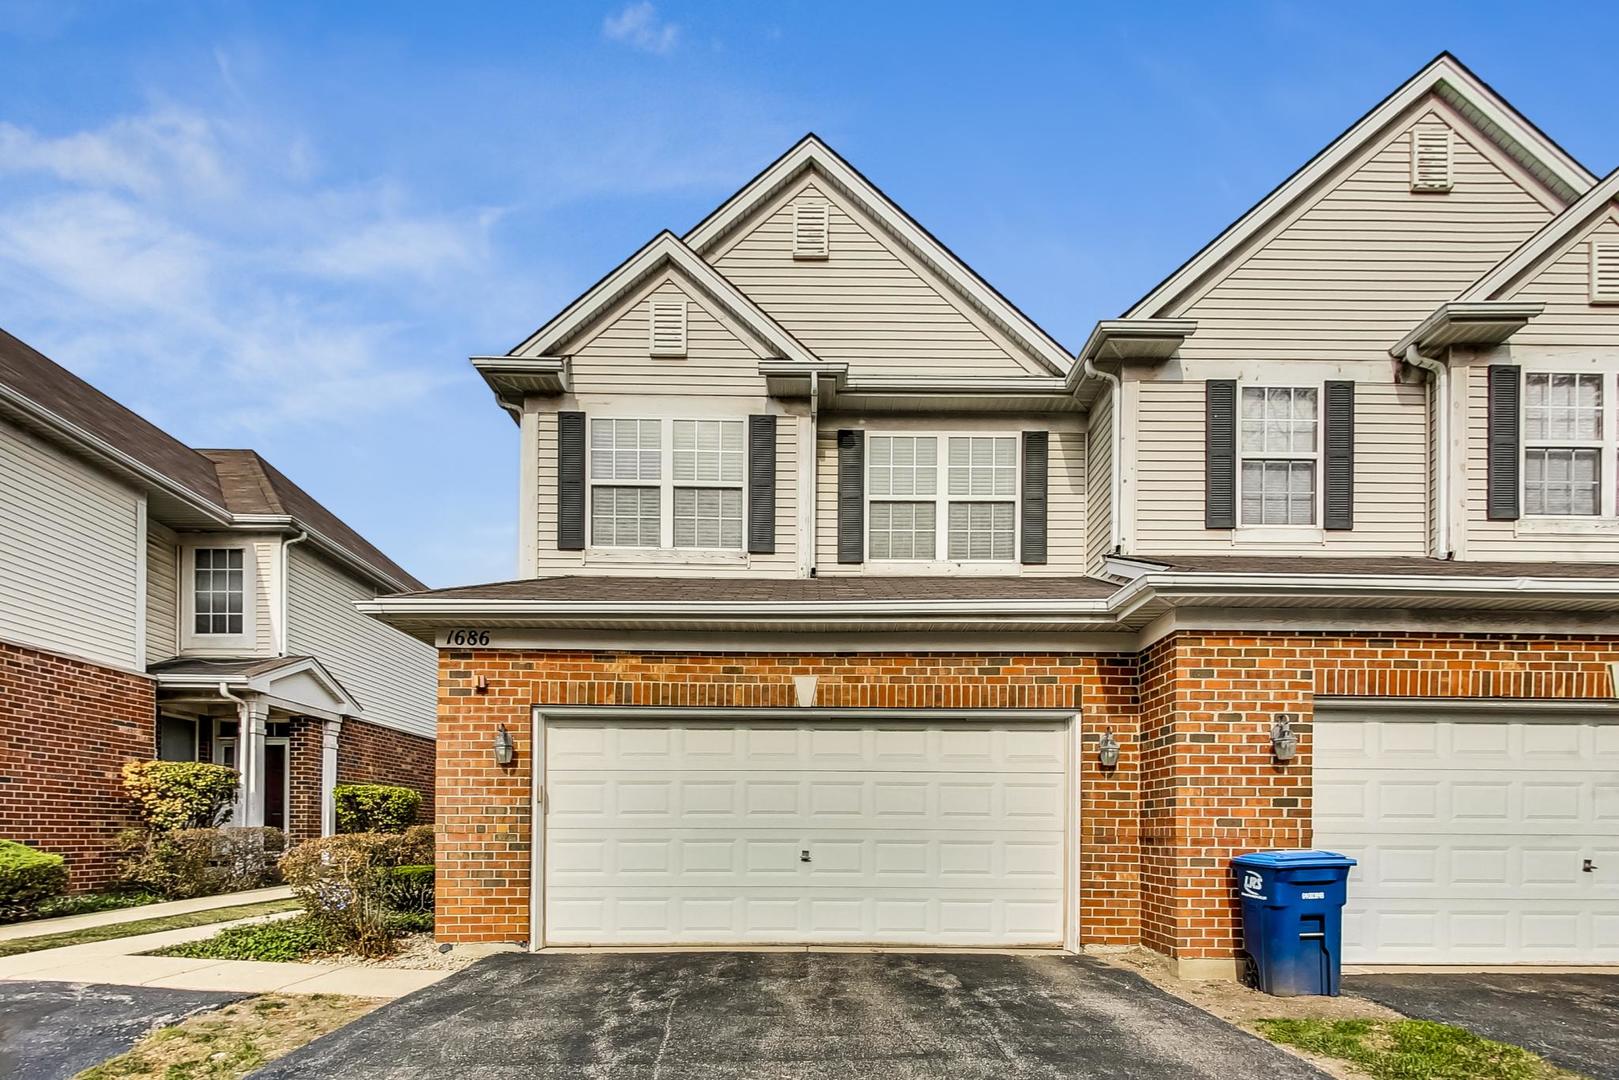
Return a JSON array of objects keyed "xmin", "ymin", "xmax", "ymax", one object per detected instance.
[
  {"xmin": 543, "ymin": 718, "xmax": 1069, "ymax": 947},
  {"xmin": 1315, "ymin": 710, "xmax": 1616, "ymax": 965}
]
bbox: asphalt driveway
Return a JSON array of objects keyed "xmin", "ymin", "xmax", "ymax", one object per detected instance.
[
  {"xmin": 1347, "ymin": 972, "xmax": 1619, "ymax": 1080},
  {"xmin": 254, "ymin": 950, "xmax": 1328, "ymax": 1079},
  {"xmin": 0, "ymin": 981, "xmax": 245, "ymax": 1080}
]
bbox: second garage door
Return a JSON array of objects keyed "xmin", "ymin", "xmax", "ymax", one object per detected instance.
[{"xmin": 539, "ymin": 717, "xmax": 1071, "ymax": 947}]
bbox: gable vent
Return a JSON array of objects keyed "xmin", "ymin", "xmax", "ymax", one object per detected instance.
[
  {"xmin": 648, "ymin": 298, "xmax": 687, "ymax": 357},
  {"xmin": 793, "ymin": 200, "xmax": 830, "ymax": 260},
  {"xmin": 1592, "ymin": 240, "xmax": 1619, "ymax": 304},
  {"xmin": 1410, "ymin": 126, "xmax": 1453, "ymax": 193}
]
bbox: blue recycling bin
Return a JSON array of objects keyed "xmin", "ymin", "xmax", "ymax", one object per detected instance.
[{"xmin": 1232, "ymin": 850, "xmax": 1356, "ymax": 996}]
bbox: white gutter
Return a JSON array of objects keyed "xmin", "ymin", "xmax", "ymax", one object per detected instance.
[
  {"xmin": 278, "ymin": 530, "xmax": 309, "ymax": 655},
  {"xmin": 806, "ymin": 371, "xmax": 819, "ymax": 577},
  {"xmin": 1082, "ymin": 356, "xmax": 1122, "ymax": 555},
  {"xmin": 1405, "ymin": 346, "xmax": 1450, "ymax": 558}
]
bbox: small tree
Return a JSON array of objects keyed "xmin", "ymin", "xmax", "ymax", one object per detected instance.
[
  {"xmin": 333, "ymin": 784, "xmax": 422, "ymax": 834},
  {"xmin": 122, "ymin": 761, "xmax": 239, "ymax": 832}
]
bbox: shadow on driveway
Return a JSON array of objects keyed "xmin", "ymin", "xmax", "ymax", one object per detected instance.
[
  {"xmin": 1348, "ymin": 972, "xmax": 1619, "ymax": 1080},
  {"xmin": 0, "ymin": 981, "xmax": 245, "ymax": 1080},
  {"xmin": 253, "ymin": 950, "xmax": 1328, "ymax": 1079}
]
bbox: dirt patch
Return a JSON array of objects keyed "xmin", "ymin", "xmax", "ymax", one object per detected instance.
[
  {"xmin": 73, "ymin": 993, "xmax": 379, "ymax": 1080},
  {"xmin": 1095, "ymin": 947, "xmax": 1403, "ymax": 1079}
]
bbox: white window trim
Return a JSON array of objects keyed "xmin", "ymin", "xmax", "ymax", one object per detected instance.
[
  {"xmin": 1236, "ymin": 383, "xmax": 1322, "ymax": 530},
  {"xmin": 1520, "ymin": 368, "xmax": 1615, "ymax": 522},
  {"xmin": 864, "ymin": 431, "xmax": 1022, "ymax": 570},
  {"xmin": 587, "ymin": 417, "xmax": 747, "ymax": 554},
  {"xmin": 179, "ymin": 541, "xmax": 255, "ymax": 652}
]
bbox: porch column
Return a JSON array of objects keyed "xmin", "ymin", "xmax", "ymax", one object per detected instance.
[
  {"xmin": 237, "ymin": 697, "xmax": 269, "ymax": 827},
  {"xmin": 320, "ymin": 718, "xmax": 342, "ymax": 836}
]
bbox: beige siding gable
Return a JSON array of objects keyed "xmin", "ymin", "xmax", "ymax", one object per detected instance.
[
  {"xmin": 145, "ymin": 520, "xmax": 178, "ymax": 663},
  {"xmin": 1503, "ymin": 211, "xmax": 1619, "ymax": 348},
  {"xmin": 1174, "ymin": 104, "xmax": 1558, "ymax": 363},
  {"xmin": 564, "ymin": 274, "xmax": 772, "ymax": 399},
  {"xmin": 711, "ymin": 174, "xmax": 1048, "ymax": 378}
]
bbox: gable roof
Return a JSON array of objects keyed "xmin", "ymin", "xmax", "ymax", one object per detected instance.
[
  {"xmin": 1460, "ymin": 166, "xmax": 1619, "ymax": 301},
  {"xmin": 682, "ymin": 135, "xmax": 1075, "ymax": 377},
  {"xmin": 1125, "ymin": 53, "xmax": 1597, "ymax": 319},
  {"xmin": 0, "ymin": 326, "xmax": 423, "ymax": 594},
  {"xmin": 508, "ymin": 230, "xmax": 820, "ymax": 365}
]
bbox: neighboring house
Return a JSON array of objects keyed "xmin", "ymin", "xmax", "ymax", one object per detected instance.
[
  {"xmin": 0, "ymin": 330, "xmax": 437, "ymax": 888},
  {"xmin": 366, "ymin": 54, "xmax": 1619, "ymax": 974}
]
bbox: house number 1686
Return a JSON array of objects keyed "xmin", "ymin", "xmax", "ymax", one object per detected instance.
[{"xmin": 445, "ymin": 629, "xmax": 491, "ymax": 646}]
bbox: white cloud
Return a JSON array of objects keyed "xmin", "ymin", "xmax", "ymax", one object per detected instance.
[{"xmin": 603, "ymin": 2, "xmax": 680, "ymax": 55}]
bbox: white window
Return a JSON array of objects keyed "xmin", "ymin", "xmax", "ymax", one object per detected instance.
[
  {"xmin": 193, "ymin": 547, "xmax": 245, "ymax": 635},
  {"xmin": 868, "ymin": 433, "xmax": 1018, "ymax": 562},
  {"xmin": 1239, "ymin": 386, "xmax": 1318, "ymax": 526},
  {"xmin": 1524, "ymin": 372, "xmax": 1605, "ymax": 516},
  {"xmin": 589, "ymin": 418, "xmax": 745, "ymax": 550}
]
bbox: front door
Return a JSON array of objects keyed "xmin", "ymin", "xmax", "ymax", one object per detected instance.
[{"xmin": 212, "ymin": 736, "xmax": 290, "ymax": 829}]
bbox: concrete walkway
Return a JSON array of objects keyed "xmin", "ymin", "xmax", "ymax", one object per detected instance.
[
  {"xmin": 0, "ymin": 905, "xmax": 449, "ymax": 1000},
  {"xmin": 0, "ymin": 885, "xmax": 294, "ymax": 942}
]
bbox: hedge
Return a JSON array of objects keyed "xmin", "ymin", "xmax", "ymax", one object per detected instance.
[
  {"xmin": 122, "ymin": 760, "xmax": 239, "ymax": 832},
  {"xmin": 0, "ymin": 839, "xmax": 68, "ymax": 922},
  {"xmin": 333, "ymin": 783, "xmax": 422, "ymax": 834}
]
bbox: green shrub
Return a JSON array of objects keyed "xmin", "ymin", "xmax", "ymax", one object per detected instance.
[
  {"xmin": 332, "ymin": 784, "xmax": 423, "ymax": 834},
  {"xmin": 0, "ymin": 840, "xmax": 68, "ymax": 922},
  {"xmin": 122, "ymin": 761, "xmax": 239, "ymax": 832},
  {"xmin": 153, "ymin": 915, "xmax": 336, "ymax": 963},
  {"xmin": 280, "ymin": 832, "xmax": 428, "ymax": 957},
  {"xmin": 379, "ymin": 864, "xmax": 434, "ymax": 917},
  {"xmin": 118, "ymin": 827, "xmax": 285, "ymax": 900}
]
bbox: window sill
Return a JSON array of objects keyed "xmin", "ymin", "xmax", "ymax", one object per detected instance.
[
  {"xmin": 1515, "ymin": 517, "xmax": 1619, "ymax": 537},
  {"xmin": 862, "ymin": 560, "xmax": 1023, "ymax": 576},
  {"xmin": 1230, "ymin": 526, "xmax": 1325, "ymax": 545},
  {"xmin": 584, "ymin": 547, "xmax": 749, "ymax": 567}
]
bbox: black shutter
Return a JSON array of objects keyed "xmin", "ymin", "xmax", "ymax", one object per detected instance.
[
  {"xmin": 1487, "ymin": 364, "xmax": 1521, "ymax": 520},
  {"xmin": 1021, "ymin": 431, "xmax": 1049, "ymax": 564},
  {"xmin": 556, "ymin": 411, "xmax": 586, "ymax": 550},
  {"xmin": 837, "ymin": 429, "xmax": 864, "ymax": 564},
  {"xmin": 747, "ymin": 414, "xmax": 776, "ymax": 554},
  {"xmin": 1205, "ymin": 380, "xmax": 1237, "ymax": 529},
  {"xmin": 1323, "ymin": 381, "xmax": 1355, "ymax": 531}
]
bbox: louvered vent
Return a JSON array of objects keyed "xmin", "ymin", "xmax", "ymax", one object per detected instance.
[
  {"xmin": 793, "ymin": 200, "xmax": 829, "ymax": 259},
  {"xmin": 1410, "ymin": 126, "xmax": 1453, "ymax": 192},
  {"xmin": 648, "ymin": 298, "xmax": 687, "ymax": 356},
  {"xmin": 1592, "ymin": 241, "xmax": 1619, "ymax": 304}
]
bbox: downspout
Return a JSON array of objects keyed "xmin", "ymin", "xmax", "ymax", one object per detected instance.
[
  {"xmin": 806, "ymin": 371, "xmax": 819, "ymax": 578},
  {"xmin": 278, "ymin": 529, "xmax": 309, "ymax": 655},
  {"xmin": 1405, "ymin": 346, "xmax": 1450, "ymax": 559},
  {"xmin": 1082, "ymin": 357, "xmax": 1123, "ymax": 554}
]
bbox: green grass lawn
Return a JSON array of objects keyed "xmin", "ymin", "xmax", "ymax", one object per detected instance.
[
  {"xmin": 149, "ymin": 915, "xmax": 337, "ymax": 963},
  {"xmin": 1256, "ymin": 1018, "xmax": 1582, "ymax": 1080},
  {"xmin": 0, "ymin": 899, "xmax": 301, "ymax": 959}
]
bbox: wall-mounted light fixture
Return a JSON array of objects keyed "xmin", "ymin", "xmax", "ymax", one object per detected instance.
[
  {"xmin": 1097, "ymin": 729, "xmax": 1121, "ymax": 769},
  {"xmin": 475, "ymin": 675, "xmax": 490, "ymax": 694},
  {"xmin": 1270, "ymin": 714, "xmax": 1299, "ymax": 763},
  {"xmin": 493, "ymin": 723, "xmax": 515, "ymax": 765}
]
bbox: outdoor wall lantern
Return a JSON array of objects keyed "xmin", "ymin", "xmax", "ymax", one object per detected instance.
[
  {"xmin": 1271, "ymin": 714, "xmax": 1299, "ymax": 763},
  {"xmin": 1097, "ymin": 729, "xmax": 1121, "ymax": 769},
  {"xmin": 493, "ymin": 723, "xmax": 515, "ymax": 765}
]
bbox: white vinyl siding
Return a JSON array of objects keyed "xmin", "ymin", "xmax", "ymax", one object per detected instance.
[
  {"xmin": 0, "ymin": 420, "xmax": 141, "ymax": 669},
  {"xmin": 1131, "ymin": 375, "xmax": 1428, "ymax": 555},
  {"xmin": 711, "ymin": 178, "xmax": 1048, "ymax": 377},
  {"xmin": 145, "ymin": 520, "xmax": 179, "ymax": 664},
  {"xmin": 1085, "ymin": 388, "xmax": 1114, "ymax": 574},
  {"xmin": 1500, "ymin": 215, "xmax": 1619, "ymax": 350},
  {"xmin": 285, "ymin": 546, "xmax": 436, "ymax": 739}
]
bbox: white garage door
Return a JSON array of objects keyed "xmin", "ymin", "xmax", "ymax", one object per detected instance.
[
  {"xmin": 540, "ymin": 718, "xmax": 1070, "ymax": 947},
  {"xmin": 1314, "ymin": 707, "xmax": 1619, "ymax": 964}
]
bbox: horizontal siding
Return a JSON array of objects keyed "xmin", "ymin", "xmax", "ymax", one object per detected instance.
[
  {"xmin": 1086, "ymin": 390, "xmax": 1115, "ymax": 574},
  {"xmin": 567, "ymin": 276, "xmax": 768, "ymax": 398},
  {"xmin": 0, "ymin": 420, "xmax": 140, "ymax": 668},
  {"xmin": 533, "ymin": 410, "xmax": 800, "ymax": 578},
  {"xmin": 286, "ymin": 547, "xmax": 436, "ymax": 739},
  {"xmin": 1176, "ymin": 109, "xmax": 1555, "ymax": 361},
  {"xmin": 253, "ymin": 539, "xmax": 276, "ymax": 655},
  {"xmin": 815, "ymin": 419, "xmax": 1087, "ymax": 574},
  {"xmin": 145, "ymin": 520, "xmax": 178, "ymax": 664},
  {"xmin": 1504, "ymin": 213, "xmax": 1619, "ymax": 348},
  {"xmin": 1131, "ymin": 379, "xmax": 1428, "ymax": 555},
  {"xmin": 713, "ymin": 177, "xmax": 1042, "ymax": 377}
]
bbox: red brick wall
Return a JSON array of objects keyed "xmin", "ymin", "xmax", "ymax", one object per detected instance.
[
  {"xmin": 0, "ymin": 640, "xmax": 155, "ymax": 890},
  {"xmin": 337, "ymin": 717, "xmax": 435, "ymax": 824},
  {"xmin": 287, "ymin": 717, "xmax": 324, "ymax": 845}
]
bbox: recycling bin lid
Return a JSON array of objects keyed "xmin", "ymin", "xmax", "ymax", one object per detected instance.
[{"xmin": 1231, "ymin": 849, "xmax": 1357, "ymax": 869}]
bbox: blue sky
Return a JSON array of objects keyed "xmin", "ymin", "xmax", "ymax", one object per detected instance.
[{"xmin": 1, "ymin": 1, "xmax": 1613, "ymax": 587}]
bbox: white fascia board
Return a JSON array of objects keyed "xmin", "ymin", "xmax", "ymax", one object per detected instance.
[
  {"xmin": 683, "ymin": 136, "xmax": 1075, "ymax": 377},
  {"xmin": 1460, "ymin": 167, "xmax": 1619, "ymax": 301},
  {"xmin": 509, "ymin": 231, "xmax": 819, "ymax": 365},
  {"xmin": 1125, "ymin": 55, "xmax": 1596, "ymax": 320},
  {"xmin": 1390, "ymin": 301, "xmax": 1546, "ymax": 358}
]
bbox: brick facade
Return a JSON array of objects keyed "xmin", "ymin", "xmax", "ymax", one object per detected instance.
[
  {"xmin": 434, "ymin": 633, "xmax": 1619, "ymax": 960},
  {"xmin": 337, "ymin": 717, "xmax": 436, "ymax": 824},
  {"xmin": 0, "ymin": 640, "xmax": 155, "ymax": 890}
]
